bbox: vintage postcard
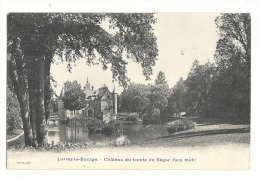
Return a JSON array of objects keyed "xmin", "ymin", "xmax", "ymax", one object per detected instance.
[{"xmin": 1, "ymin": 0, "xmax": 259, "ymax": 177}]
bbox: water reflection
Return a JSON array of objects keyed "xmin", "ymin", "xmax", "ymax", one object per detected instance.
[{"xmin": 9, "ymin": 123, "xmax": 169, "ymax": 146}]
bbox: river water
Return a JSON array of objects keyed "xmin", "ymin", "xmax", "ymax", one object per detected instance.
[{"xmin": 8, "ymin": 122, "xmax": 168, "ymax": 146}]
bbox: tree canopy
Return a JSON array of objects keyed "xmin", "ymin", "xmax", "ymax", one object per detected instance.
[
  {"xmin": 168, "ymin": 77, "xmax": 187, "ymax": 117},
  {"xmin": 8, "ymin": 13, "xmax": 158, "ymax": 86},
  {"xmin": 215, "ymin": 13, "xmax": 251, "ymax": 66},
  {"xmin": 62, "ymin": 80, "xmax": 86, "ymax": 112},
  {"xmin": 210, "ymin": 13, "xmax": 251, "ymax": 119},
  {"xmin": 120, "ymin": 83, "xmax": 150, "ymax": 115},
  {"xmin": 184, "ymin": 60, "xmax": 216, "ymax": 115},
  {"xmin": 154, "ymin": 70, "xmax": 168, "ymax": 85}
]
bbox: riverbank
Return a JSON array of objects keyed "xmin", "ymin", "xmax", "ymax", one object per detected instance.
[
  {"xmin": 7, "ymin": 123, "xmax": 250, "ymax": 149},
  {"xmin": 6, "ymin": 115, "xmax": 250, "ymax": 150}
]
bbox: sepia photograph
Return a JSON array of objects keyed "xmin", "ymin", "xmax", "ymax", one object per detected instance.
[{"xmin": 1, "ymin": 0, "xmax": 259, "ymax": 177}]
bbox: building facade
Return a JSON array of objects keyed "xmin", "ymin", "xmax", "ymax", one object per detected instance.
[{"xmin": 58, "ymin": 78, "xmax": 117, "ymax": 123}]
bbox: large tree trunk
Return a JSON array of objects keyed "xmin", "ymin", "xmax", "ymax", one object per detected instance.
[
  {"xmin": 35, "ymin": 56, "xmax": 47, "ymax": 146},
  {"xmin": 44, "ymin": 57, "xmax": 52, "ymax": 123},
  {"xmin": 15, "ymin": 53, "xmax": 33, "ymax": 146},
  {"xmin": 26, "ymin": 56, "xmax": 37, "ymax": 147}
]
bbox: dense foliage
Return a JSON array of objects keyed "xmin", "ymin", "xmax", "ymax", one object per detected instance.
[
  {"xmin": 209, "ymin": 13, "xmax": 250, "ymax": 119},
  {"xmin": 86, "ymin": 118, "xmax": 105, "ymax": 133},
  {"xmin": 167, "ymin": 119, "xmax": 196, "ymax": 134},
  {"xmin": 7, "ymin": 87, "xmax": 22, "ymax": 134},
  {"xmin": 184, "ymin": 60, "xmax": 216, "ymax": 116},
  {"xmin": 62, "ymin": 80, "xmax": 86, "ymax": 112},
  {"xmin": 120, "ymin": 71, "xmax": 171, "ymax": 124},
  {"xmin": 120, "ymin": 83, "xmax": 150, "ymax": 115},
  {"xmin": 169, "ymin": 77, "xmax": 187, "ymax": 117},
  {"xmin": 87, "ymin": 118, "xmax": 120, "ymax": 135},
  {"xmin": 154, "ymin": 71, "xmax": 168, "ymax": 85}
]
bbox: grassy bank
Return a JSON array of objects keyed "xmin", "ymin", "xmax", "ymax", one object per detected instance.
[
  {"xmin": 185, "ymin": 116, "xmax": 250, "ymax": 125},
  {"xmin": 135, "ymin": 124, "xmax": 250, "ymax": 147}
]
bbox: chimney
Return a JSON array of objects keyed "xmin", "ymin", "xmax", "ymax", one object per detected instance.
[{"xmin": 92, "ymin": 86, "xmax": 94, "ymax": 90}]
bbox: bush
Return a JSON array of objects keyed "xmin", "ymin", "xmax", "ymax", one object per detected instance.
[
  {"xmin": 87, "ymin": 118, "xmax": 104, "ymax": 133},
  {"xmin": 167, "ymin": 119, "xmax": 196, "ymax": 134},
  {"xmin": 142, "ymin": 108, "xmax": 161, "ymax": 125},
  {"xmin": 87, "ymin": 118, "xmax": 120, "ymax": 134},
  {"xmin": 102, "ymin": 120, "xmax": 120, "ymax": 135}
]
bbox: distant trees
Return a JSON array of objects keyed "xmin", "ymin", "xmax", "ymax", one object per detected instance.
[
  {"xmin": 169, "ymin": 77, "xmax": 187, "ymax": 117},
  {"xmin": 148, "ymin": 84, "xmax": 170, "ymax": 124},
  {"xmin": 184, "ymin": 60, "xmax": 216, "ymax": 115},
  {"xmin": 154, "ymin": 71, "xmax": 167, "ymax": 85},
  {"xmin": 120, "ymin": 71, "xmax": 170, "ymax": 124},
  {"xmin": 62, "ymin": 80, "xmax": 86, "ymax": 116},
  {"xmin": 120, "ymin": 83, "xmax": 150, "ymax": 117},
  {"xmin": 120, "ymin": 70, "xmax": 211, "ymax": 124},
  {"xmin": 149, "ymin": 84, "xmax": 170, "ymax": 110}
]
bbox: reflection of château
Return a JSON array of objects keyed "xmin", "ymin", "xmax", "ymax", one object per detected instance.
[{"xmin": 58, "ymin": 77, "xmax": 117, "ymax": 123}]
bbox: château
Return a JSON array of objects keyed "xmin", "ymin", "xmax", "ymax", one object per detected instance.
[{"xmin": 58, "ymin": 78, "xmax": 117, "ymax": 123}]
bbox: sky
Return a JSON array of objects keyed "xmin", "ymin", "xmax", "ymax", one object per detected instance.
[{"xmin": 51, "ymin": 13, "xmax": 220, "ymax": 95}]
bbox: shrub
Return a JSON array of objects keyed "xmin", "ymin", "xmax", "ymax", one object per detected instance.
[
  {"xmin": 102, "ymin": 120, "xmax": 120, "ymax": 135},
  {"xmin": 87, "ymin": 118, "xmax": 104, "ymax": 133},
  {"xmin": 87, "ymin": 118, "xmax": 120, "ymax": 134},
  {"xmin": 167, "ymin": 119, "xmax": 196, "ymax": 134},
  {"xmin": 142, "ymin": 108, "xmax": 161, "ymax": 125}
]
